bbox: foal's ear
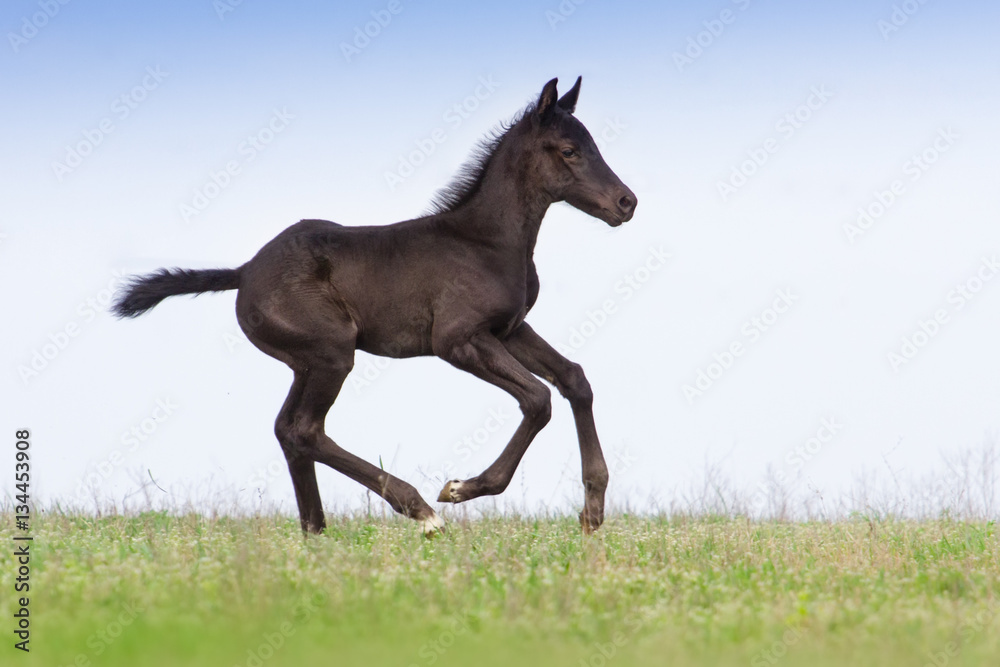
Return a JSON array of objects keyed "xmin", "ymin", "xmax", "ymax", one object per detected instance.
[
  {"xmin": 557, "ymin": 76, "xmax": 582, "ymax": 114},
  {"xmin": 535, "ymin": 78, "xmax": 559, "ymax": 125}
]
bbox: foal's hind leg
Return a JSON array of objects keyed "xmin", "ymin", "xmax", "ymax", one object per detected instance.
[
  {"xmin": 275, "ymin": 372, "xmax": 326, "ymax": 533},
  {"xmin": 242, "ymin": 291, "xmax": 443, "ymax": 537},
  {"xmin": 277, "ymin": 361, "xmax": 444, "ymax": 537}
]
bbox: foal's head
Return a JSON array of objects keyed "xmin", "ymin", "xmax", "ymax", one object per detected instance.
[{"xmin": 526, "ymin": 77, "xmax": 637, "ymax": 226}]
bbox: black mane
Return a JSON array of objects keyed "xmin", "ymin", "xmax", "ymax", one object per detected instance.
[{"xmin": 426, "ymin": 105, "xmax": 533, "ymax": 215}]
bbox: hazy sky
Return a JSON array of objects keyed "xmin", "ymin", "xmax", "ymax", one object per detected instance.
[{"xmin": 3, "ymin": 0, "xmax": 999, "ymax": 519}]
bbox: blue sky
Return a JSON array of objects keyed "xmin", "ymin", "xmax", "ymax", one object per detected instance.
[{"xmin": 3, "ymin": 0, "xmax": 1000, "ymax": 518}]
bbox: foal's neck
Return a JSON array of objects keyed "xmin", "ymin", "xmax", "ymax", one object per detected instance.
[{"xmin": 457, "ymin": 136, "xmax": 552, "ymax": 255}]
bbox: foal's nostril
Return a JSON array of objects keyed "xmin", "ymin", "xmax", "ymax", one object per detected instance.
[{"xmin": 618, "ymin": 195, "xmax": 634, "ymax": 212}]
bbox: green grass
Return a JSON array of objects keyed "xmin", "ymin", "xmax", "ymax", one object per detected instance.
[{"xmin": 2, "ymin": 512, "xmax": 999, "ymax": 666}]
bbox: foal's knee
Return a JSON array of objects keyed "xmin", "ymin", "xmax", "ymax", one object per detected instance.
[
  {"xmin": 561, "ymin": 363, "xmax": 593, "ymax": 409},
  {"xmin": 522, "ymin": 383, "xmax": 552, "ymax": 426}
]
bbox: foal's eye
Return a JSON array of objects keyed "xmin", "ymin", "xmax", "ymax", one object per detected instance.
[{"xmin": 561, "ymin": 148, "xmax": 576, "ymax": 158}]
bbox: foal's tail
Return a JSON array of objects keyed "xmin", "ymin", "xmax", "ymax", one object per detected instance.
[{"xmin": 112, "ymin": 267, "xmax": 242, "ymax": 318}]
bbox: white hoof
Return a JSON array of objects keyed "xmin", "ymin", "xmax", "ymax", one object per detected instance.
[{"xmin": 419, "ymin": 512, "xmax": 446, "ymax": 537}]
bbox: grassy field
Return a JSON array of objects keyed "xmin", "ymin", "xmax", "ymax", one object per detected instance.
[{"xmin": 2, "ymin": 511, "xmax": 999, "ymax": 666}]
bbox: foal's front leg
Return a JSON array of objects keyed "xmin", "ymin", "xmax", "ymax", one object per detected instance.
[
  {"xmin": 502, "ymin": 323, "xmax": 609, "ymax": 533},
  {"xmin": 434, "ymin": 331, "xmax": 553, "ymax": 503}
]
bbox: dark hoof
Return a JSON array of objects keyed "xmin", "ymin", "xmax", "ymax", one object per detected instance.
[{"xmin": 579, "ymin": 510, "xmax": 603, "ymax": 535}]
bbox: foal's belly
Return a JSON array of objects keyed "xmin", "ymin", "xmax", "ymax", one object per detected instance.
[
  {"xmin": 353, "ymin": 307, "xmax": 436, "ymax": 359},
  {"xmin": 352, "ymin": 297, "xmax": 528, "ymax": 359}
]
